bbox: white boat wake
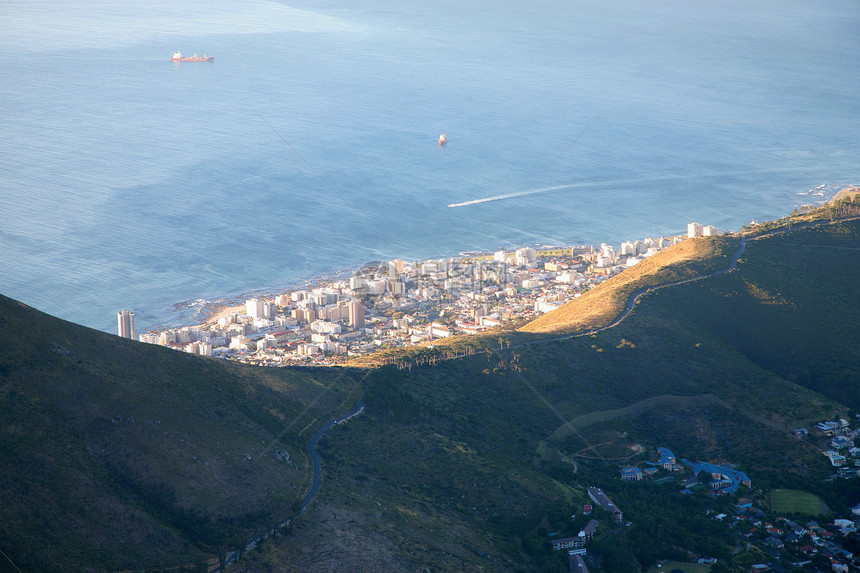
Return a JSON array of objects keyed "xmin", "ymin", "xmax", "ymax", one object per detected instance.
[
  {"xmin": 447, "ymin": 184, "xmax": 579, "ymax": 207},
  {"xmin": 447, "ymin": 166, "xmax": 822, "ymax": 208}
]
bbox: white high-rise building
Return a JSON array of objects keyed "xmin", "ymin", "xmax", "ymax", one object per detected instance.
[
  {"xmin": 687, "ymin": 222, "xmax": 703, "ymax": 238},
  {"xmin": 620, "ymin": 241, "xmax": 637, "ymax": 256},
  {"xmin": 388, "ymin": 259, "xmax": 404, "ymax": 278},
  {"xmin": 117, "ymin": 310, "xmax": 134, "ymax": 339},
  {"xmin": 246, "ymin": 298, "xmax": 262, "ymax": 318},
  {"xmin": 514, "ymin": 247, "xmax": 536, "ymax": 267},
  {"xmin": 246, "ymin": 298, "xmax": 273, "ymax": 319},
  {"xmin": 348, "ymin": 300, "xmax": 365, "ymax": 329}
]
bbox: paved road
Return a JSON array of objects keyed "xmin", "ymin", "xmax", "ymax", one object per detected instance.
[{"xmin": 300, "ymin": 398, "xmax": 365, "ymax": 512}]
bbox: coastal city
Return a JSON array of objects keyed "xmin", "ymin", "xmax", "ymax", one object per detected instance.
[{"xmin": 119, "ymin": 223, "xmax": 721, "ymax": 365}]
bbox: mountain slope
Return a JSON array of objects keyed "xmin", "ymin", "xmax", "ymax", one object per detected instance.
[
  {"xmin": 0, "ymin": 295, "xmax": 361, "ymax": 572},
  {"xmin": 246, "ymin": 218, "xmax": 860, "ymax": 572},
  {"xmin": 2, "ymin": 210, "xmax": 858, "ymax": 572}
]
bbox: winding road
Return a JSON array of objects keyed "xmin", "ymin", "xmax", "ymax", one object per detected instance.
[
  {"xmin": 514, "ymin": 215, "xmax": 856, "ymax": 350},
  {"xmin": 300, "ymin": 398, "xmax": 365, "ymax": 512}
]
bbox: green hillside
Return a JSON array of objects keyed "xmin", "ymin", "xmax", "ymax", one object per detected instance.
[
  {"xmin": 0, "ymin": 296, "xmax": 362, "ymax": 572},
  {"xmin": 244, "ymin": 217, "xmax": 860, "ymax": 572},
  {"xmin": 2, "ymin": 207, "xmax": 859, "ymax": 572}
]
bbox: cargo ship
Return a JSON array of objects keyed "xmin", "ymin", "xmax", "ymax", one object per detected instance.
[{"xmin": 171, "ymin": 51, "xmax": 214, "ymax": 62}]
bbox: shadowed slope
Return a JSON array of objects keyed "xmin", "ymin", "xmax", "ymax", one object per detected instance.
[{"xmin": 0, "ymin": 295, "xmax": 359, "ymax": 572}]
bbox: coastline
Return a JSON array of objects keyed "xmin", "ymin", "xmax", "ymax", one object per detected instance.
[
  {"xmin": 124, "ymin": 186, "xmax": 860, "ymax": 367},
  {"xmin": 143, "ymin": 187, "xmax": 848, "ymax": 337},
  {"xmin": 201, "ymin": 303, "xmax": 246, "ymax": 327}
]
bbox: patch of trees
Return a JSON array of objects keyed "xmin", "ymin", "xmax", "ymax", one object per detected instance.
[
  {"xmin": 364, "ymin": 369, "xmax": 420, "ymax": 424},
  {"xmin": 591, "ymin": 482, "xmax": 734, "ymax": 570}
]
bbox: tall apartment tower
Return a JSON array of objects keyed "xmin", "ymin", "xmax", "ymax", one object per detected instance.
[
  {"xmin": 117, "ymin": 310, "xmax": 135, "ymax": 339},
  {"xmin": 687, "ymin": 222, "xmax": 703, "ymax": 239},
  {"xmin": 246, "ymin": 298, "xmax": 265, "ymax": 319},
  {"xmin": 348, "ymin": 300, "xmax": 365, "ymax": 329}
]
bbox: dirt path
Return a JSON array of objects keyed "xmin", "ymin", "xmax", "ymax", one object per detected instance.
[{"xmin": 547, "ymin": 391, "xmax": 794, "ymax": 446}]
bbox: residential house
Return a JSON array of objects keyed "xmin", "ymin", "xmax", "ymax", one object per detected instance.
[
  {"xmin": 825, "ymin": 451, "xmax": 847, "ymax": 466},
  {"xmin": 551, "ymin": 537, "xmax": 581, "ymax": 551},
  {"xmin": 831, "ymin": 435, "xmax": 853, "ymax": 450}
]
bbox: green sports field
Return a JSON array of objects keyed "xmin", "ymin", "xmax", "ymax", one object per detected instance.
[{"xmin": 768, "ymin": 489, "xmax": 829, "ymax": 516}]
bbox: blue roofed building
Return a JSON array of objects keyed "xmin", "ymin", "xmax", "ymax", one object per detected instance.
[
  {"xmin": 689, "ymin": 461, "xmax": 751, "ymax": 494},
  {"xmin": 655, "ymin": 447, "xmax": 683, "ymax": 471},
  {"xmin": 657, "ymin": 447, "xmax": 676, "ymax": 465},
  {"xmin": 620, "ymin": 466, "xmax": 643, "ymax": 481}
]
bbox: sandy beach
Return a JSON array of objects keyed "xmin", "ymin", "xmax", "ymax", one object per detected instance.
[{"xmin": 199, "ymin": 303, "xmax": 246, "ymax": 328}]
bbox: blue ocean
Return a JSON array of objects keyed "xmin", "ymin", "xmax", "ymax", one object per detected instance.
[{"xmin": 1, "ymin": 0, "xmax": 858, "ymax": 333}]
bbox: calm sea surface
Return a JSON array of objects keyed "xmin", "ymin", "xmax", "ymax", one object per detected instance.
[{"xmin": 1, "ymin": 0, "xmax": 858, "ymax": 332}]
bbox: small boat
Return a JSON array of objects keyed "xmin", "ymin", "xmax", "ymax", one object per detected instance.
[
  {"xmin": 438, "ymin": 133, "xmax": 448, "ymax": 146},
  {"xmin": 171, "ymin": 51, "xmax": 214, "ymax": 62}
]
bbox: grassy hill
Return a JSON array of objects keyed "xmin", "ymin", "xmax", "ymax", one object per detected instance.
[
  {"xmin": 2, "ymin": 200, "xmax": 859, "ymax": 572},
  {"xmin": 0, "ymin": 295, "xmax": 362, "ymax": 572},
  {"xmin": 521, "ymin": 234, "xmax": 740, "ymax": 335}
]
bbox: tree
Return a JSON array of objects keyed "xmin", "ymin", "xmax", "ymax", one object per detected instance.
[{"xmin": 599, "ymin": 534, "xmax": 638, "ymax": 573}]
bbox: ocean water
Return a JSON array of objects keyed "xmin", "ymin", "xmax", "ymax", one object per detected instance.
[{"xmin": 1, "ymin": 0, "xmax": 858, "ymax": 333}]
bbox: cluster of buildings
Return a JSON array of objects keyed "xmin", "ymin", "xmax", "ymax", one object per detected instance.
[
  {"xmin": 723, "ymin": 508, "xmax": 860, "ymax": 571},
  {"xmin": 619, "ymin": 447, "xmax": 752, "ymax": 495},
  {"xmin": 687, "ymin": 221, "xmax": 719, "ymax": 238},
  {"xmin": 121, "ymin": 228, "xmax": 711, "ymax": 364},
  {"xmin": 798, "ymin": 418, "xmax": 860, "ymax": 477},
  {"xmin": 548, "ymin": 486, "xmax": 623, "ymax": 573},
  {"xmin": 551, "ymin": 518, "xmax": 599, "ymax": 573}
]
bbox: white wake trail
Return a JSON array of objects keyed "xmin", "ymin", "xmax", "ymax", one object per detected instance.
[{"xmin": 447, "ymin": 166, "xmax": 821, "ymax": 208}]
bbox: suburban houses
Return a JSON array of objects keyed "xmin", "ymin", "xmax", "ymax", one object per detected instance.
[{"xmin": 607, "ymin": 426, "xmax": 860, "ymax": 571}]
